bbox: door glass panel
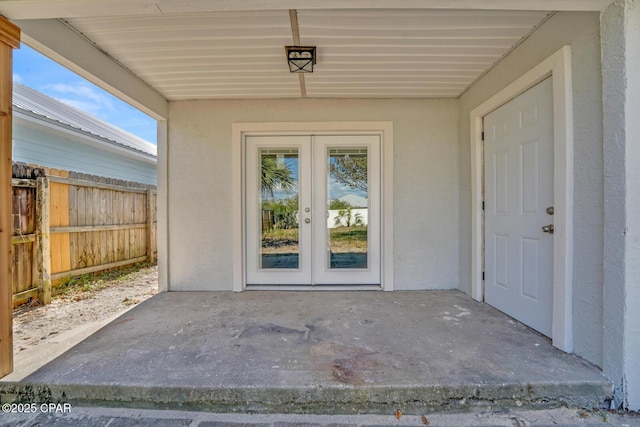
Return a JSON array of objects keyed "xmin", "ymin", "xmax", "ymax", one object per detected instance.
[
  {"xmin": 327, "ymin": 147, "xmax": 368, "ymax": 269},
  {"xmin": 259, "ymin": 148, "xmax": 299, "ymax": 269}
]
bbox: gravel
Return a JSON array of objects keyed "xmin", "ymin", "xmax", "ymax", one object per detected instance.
[{"xmin": 12, "ymin": 264, "xmax": 158, "ymax": 353}]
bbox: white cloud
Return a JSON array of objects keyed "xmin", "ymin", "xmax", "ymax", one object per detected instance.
[
  {"xmin": 46, "ymin": 82, "xmax": 114, "ymax": 111},
  {"xmin": 328, "ymin": 177, "xmax": 367, "ymax": 201},
  {"xmin": 56, "ymin": 98, "xmax": 108, "ymax": 119},
  {"xmin": 13, "ymin": 73, "xmax": 22, "ymax": 83}
]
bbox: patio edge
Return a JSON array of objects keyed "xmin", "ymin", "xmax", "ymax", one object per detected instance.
[{"xmin": 0, "ymin": 380, "xmax": 612, "ymax": 414}]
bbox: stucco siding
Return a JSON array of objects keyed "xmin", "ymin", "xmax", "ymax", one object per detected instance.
[
  {"xmin": 602, "ymin": 0, "xmax": 640, "ymax": 410},
  {"xmin": 167, "ymin": 98, "xmax": 459, "ymax": 291},
  {"xmin": 571, "ymin": 20, "xmax": 605, "ymax": 371},
  {"xmin": 13, "ymin": 124, "xmax": 157, "ymax": 185},
  {"xmin": 458, "ymin": 12, "xmax": 604, "ymax": 366},
  {"xmin": 624, "ymin": 1, "xmax": 640, "ymax": 410}
]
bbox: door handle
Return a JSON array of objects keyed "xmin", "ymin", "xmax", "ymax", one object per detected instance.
[
  {"xmin": 304, "ymin": 218, "xmax": 311, "ymax": 224},
  {"xmin": 542, "ymin": 224, "xmax": 554, "ymax": 234}
]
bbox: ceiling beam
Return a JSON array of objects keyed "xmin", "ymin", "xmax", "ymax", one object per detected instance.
[
  {"xmin": 289, "ymin": 9, "xmax": 306, "ymax": 98},
  {"xmin": 13, "ymin": 19, "xmax": 168, "ymax": 119},
  {"xmin": 0, "ymin": 0, "xmax": 615, "ymax": 20}
]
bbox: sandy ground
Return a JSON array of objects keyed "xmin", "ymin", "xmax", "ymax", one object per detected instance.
[{"xmin": 12, "ymin": 264, "xmax": 158, "ymax": 353}]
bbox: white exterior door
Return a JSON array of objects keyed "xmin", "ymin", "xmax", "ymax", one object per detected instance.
[
  {"xmin": 245, "ymin": 135, "xmax": 381, "ymax": 286},
  {"xmin": 484, "ymin": 77, "xmax": 554, "ymax": 336}
]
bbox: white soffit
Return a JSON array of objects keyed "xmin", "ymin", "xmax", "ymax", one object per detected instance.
[
  {"xmin": 66, "ymin": 11, "xmax": 300, "ymax": 100},
  {"xmin": 0, "ymin": 0, "xmax": 614, "ymax": 19},
  {"xmin": 63, "ymin": 9, "xmax": 549, "ymax": 100},
  {"xmin": 298, "ymin": 10, "xmax": 549, "ymax": 98}
]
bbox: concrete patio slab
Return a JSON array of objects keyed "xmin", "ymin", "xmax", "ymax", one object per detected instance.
[
  {"xmin": 0, "ymin": 291, "xmax": 611, "ymax": 414},
  {"xmin": 2, "ymin": 308, "xmax": 136, "ymax": 382}
]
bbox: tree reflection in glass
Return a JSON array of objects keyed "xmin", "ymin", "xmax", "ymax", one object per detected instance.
[
  {"xmin": 327, "ymin": 147, "xmax": 368, "ymax": 269},
  {"xmin": 259, "ymin": 149, "xmax": 299, "ymax": 269}
]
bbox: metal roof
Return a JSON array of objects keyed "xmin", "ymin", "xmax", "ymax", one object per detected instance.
[{"xmin": 12, "ymin": 82, "xmax": 157, "ymax": 157}]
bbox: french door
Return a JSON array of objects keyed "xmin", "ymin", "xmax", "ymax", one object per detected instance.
[{"xmin": 245, "ymin": 134, "xmax": 381, "ymax": 286}]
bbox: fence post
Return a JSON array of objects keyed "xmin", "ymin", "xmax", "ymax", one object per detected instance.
[
  {"xmin": 146, "ymin": 188, "xmax": 153, "ymax": 262},
  {"xmin": 36, "ymin": 176, "xmax": 51, "ymax": 304}
]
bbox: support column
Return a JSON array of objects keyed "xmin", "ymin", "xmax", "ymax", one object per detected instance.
[
  {"xmin": 157, "ymin": 119, "xmax": 169, "ymax": 293},
  {"xmin": 0, "ymin": 16, "xmax": 20, "ymax": 378},
  {"xmin": 601, "ymin": 0, "xmax": 640, "ymax": 411}
]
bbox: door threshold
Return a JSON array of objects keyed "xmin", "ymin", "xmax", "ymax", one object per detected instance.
[{"xmin": 245, "ymin": 285, "xmax": 383, "ymax": 291}]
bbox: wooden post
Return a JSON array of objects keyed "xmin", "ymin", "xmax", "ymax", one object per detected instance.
[
  {"xmin": 36, "ymin": 177, "xmax": 51, "ymax": 305},
  {"xmin": 145, "ymin": 188, "xmax": 153, "ymax": 262},
  {"xmin": 0, "ymin": 16, "xmax": 20, "ymax": 378}
]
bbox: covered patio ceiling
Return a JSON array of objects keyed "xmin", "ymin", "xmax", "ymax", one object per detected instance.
[{"xmin": 0, "ymin": 0, "xmax": 614, "ymax": 118}]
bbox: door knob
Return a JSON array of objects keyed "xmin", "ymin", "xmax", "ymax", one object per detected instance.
[
  {"xmin": 304, "ymin": 218, "xmax": 311, "ymax": 224},
  {"xmin": 542, "ymin": 224, "xmax": 554, "ymax": 234}
]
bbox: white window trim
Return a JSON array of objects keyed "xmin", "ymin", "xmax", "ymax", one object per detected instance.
[
  {"xmin": 469, "ymin": 46, "xmax": 574, "ymax": 352},
  {"xmin": 232, "ymin": 121, "xmax": 394, "ymax": 293}
]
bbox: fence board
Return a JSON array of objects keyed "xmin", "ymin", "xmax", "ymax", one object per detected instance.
[
  {"xmin": 106, "ymin": 189, "xmax": 113, "ymax": 264},
  {"xmin": 152, "ymin": 192, "xmax": 158, "ymax": 259},
  {"xmin": 92, "ymin": 186, "xmax": 99, "ymax": 266},
  {"xmin": 99, "ymin": 189, "xmax": 106, "ymax": 264},
  {"xmin": 49, "ymin": 180, "xmax": 61, "ymax": 274},
  {"xmin": 11, "ymin": 183, "xmax": 37, "ymax": 305},
  {"xmin": 68, "ymin": 184, "xmax": 77, "ymax": 270},
  {"xmin": 58, "ymin": 171, "xmax": 71, "ymax": 273},
  {"xmin": 12, "ymin": 187, "xmax": 34, "ymax": 235},
  {"xmin": 123, "ymin": 193, "xmax": 130, "ymax": 260},
  {"xmin": 76, "ymin": 185, "xmax": 86, "ymax": 268},
  {"xmin": 11, "ymin": 242, "xmax": 34, "ymax": 297},
  {"xmin": 135, "ymin": 193, "xmax": 143, "ymax": 257}
]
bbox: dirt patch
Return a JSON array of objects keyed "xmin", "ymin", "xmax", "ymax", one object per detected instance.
[{"xmin": 12, "ymin": 264, "xmax": 158, "ymax": 353}]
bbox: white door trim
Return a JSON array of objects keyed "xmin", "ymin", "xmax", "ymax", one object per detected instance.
[
  {"xmin": 469, "ymin": 46, "xmax": 574, "ymax": 352},
  {"xmin": 232, "ymin": 121, "xmax": 394, "ymax": 293}
]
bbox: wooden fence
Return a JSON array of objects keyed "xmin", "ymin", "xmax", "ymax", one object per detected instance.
[{"xmin": 11, "ymin": 164, "xmax": 157, "ymax": 307}]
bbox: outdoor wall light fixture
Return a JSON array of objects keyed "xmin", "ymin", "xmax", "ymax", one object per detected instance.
[{"xmin": 285, "ymin": 46, "xmax": 316, "ymax": 73}]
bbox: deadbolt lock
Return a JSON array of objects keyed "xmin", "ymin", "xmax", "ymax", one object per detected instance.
[{"xmin": 546, "ymin": 206, "xmax": 554, "ymax": 215}]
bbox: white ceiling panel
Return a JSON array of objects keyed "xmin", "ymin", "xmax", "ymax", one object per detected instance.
[
  {"xmin": 62, "ymin": 8, "xmax": 550, "ymax": 100},
  {"xmin": 66, "ymin": 11, "xmax": 301, "ymax": 100},
  {"xmin": 298, "ymin": 9, "xmax": 549, "ymax": 98},
  {"xmin": 0, "ymin": 0, "xmax": 611, "ymax": 20}
]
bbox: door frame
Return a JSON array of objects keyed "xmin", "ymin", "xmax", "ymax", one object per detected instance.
[
  {"xmin": 232, "ymin": 121, "xmax": 394, "ymax": 292},
  {"xmin": 470, "ymin": 46, "xmax": 574, "ymax": 352}
]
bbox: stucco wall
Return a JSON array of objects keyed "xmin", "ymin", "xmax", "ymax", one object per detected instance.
[
  {"xmin": 458, "ymin": 12, "xmax": 604, "ymax": 366},
  {"xmin": 624, "ymin": 1, "xmax": 640, "ymax": 411},
  {"xmin": 167, "ymin": 98, "xmax": 459, "ymax": 291},
  {"xmin": 602, "ymin": 0, "xmax": 640, "ymax": 410}
]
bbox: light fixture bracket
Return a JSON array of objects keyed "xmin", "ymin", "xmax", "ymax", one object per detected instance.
[{"xmin": 285, "ymin": 46, "xmax": 316, "ymax": 73}]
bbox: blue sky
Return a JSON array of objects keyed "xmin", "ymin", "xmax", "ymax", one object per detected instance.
[{"xmin": 13, "ymin": 44, "xmax": 157, "ymax": 144}]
